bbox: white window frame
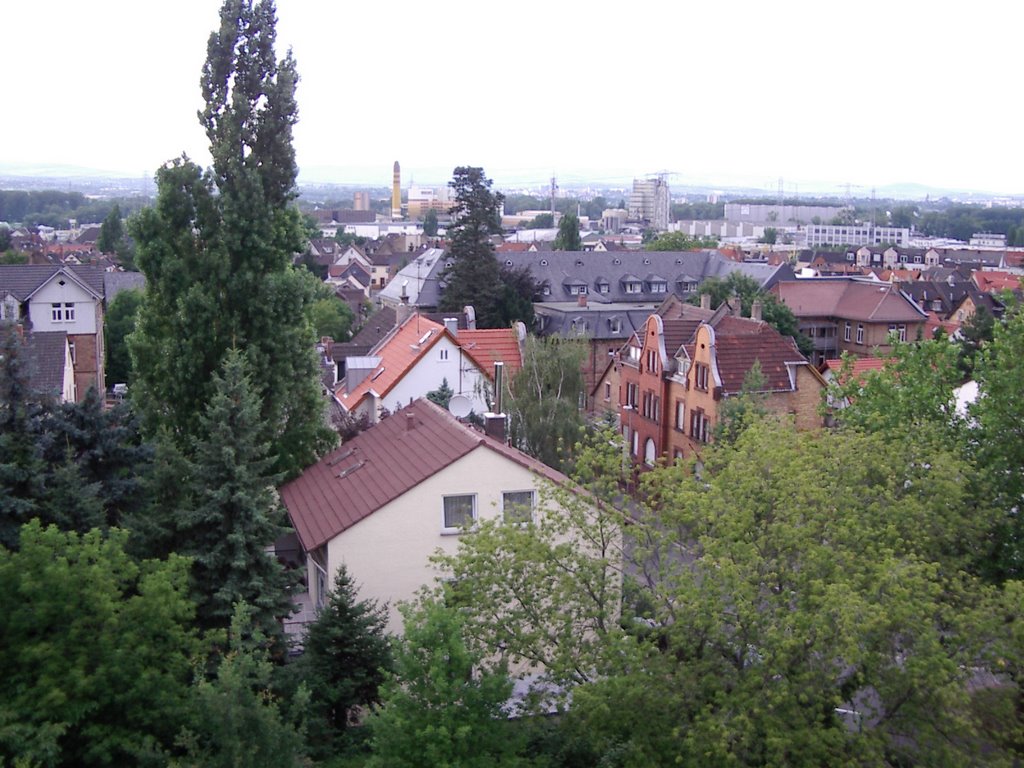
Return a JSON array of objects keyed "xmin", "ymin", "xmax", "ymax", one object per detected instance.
[
  {"xmin": 439, "ymin": 348, "xmax": 449, "ymax": 361},
  {"xmin": 502, "ymin": 490, "xmax": 535, "ymax": 525},
  {"xmin": 844, "ymin": 322, "xmax": 851, "ymax": 342},
  {"xmin": 51, "ymin": 303, "xmax": 63, "ymax": 322},
  {"xmin": 856, "ymin": 324, "xmax": 865, "ymax": 344},
  {"xmin": 64, "ymin": 302, "xmax": 75, "ymax": 322},
  {"xmin": 442, "ymin": 493, "xmax": 477, "ymax": 533}
]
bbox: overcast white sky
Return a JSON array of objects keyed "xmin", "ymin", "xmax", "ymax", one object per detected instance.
[{"xmin": 4, "ymin": 0, "xmax": 1022, "ymax": 194}]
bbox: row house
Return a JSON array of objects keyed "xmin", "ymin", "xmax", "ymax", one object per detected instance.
[{"xmin": 616, "ymin": 298, "xmax": 825, "ymax": 468}]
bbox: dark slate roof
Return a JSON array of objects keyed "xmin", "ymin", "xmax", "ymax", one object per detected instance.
[
  {"xmin": 0, "ymin": 265, "xmax": 105, "ymax": 300},
  {"xmin": 502, "ymin": 250, "xmax": 791, "ymax": 304},
  {"xmin": 333, "ymin": 306, "xmax": 398, "ymax": 363},
  {"xmin": 103, "ymin": 271, "xmax": 146, "ymax": 303},
  {"xmin": 279, "ymin": 398, "xmax": 567, "ymax": 551},
  {"xmin": 23, "ymin": 331, "xmax": 67, "ymax": 397},
  {"xmin": 534, "ymin": 302, "xmax": 659, "ymax": 342}
]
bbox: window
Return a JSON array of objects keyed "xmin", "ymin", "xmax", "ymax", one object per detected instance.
[
  {"xmin": 856, "ymin": 324, "xmax": 864, "ymax": 344},
  {"xmin": 50, "ymin": 302, "xmax": 75, "ymax": 322},
  {"xmin": 694, "ymin": 363, "xmax": 709, "ymax": 391},
  {"xmin": 439, "ymin": 348, "xmax": 449, "ymax": 361},
  {"xmin": 646, "ymin": 349, "xmax": 657, "ymax": 373},
  {"xmin": 604, "ymin": 381, "xmax": 611, "ymax": 401},
  {"xmin": 644, "ymin": 438, "xmax": 656, "ymax": 466},
  {"xmin": 442, "ymin": 494, "xmax": 476, "ymax": 531},
  {"xmin": 649, "ymin": 281, "xmax": 667, "ymax": 293},
  {"xmin": 68, "ymin": 341, "xmax": 76, "ymax": 364},
  {"xmin": 625, "ymin": 382, "xmax": 639, "ymax": 408},
  {"xmin": 675, "ymin": 400, "xmax": 685, "ymax": 430},
  {"xmin": 844, "ymin": 322, "xmax": 851, "ymax": 342},
  {"xmin": 631, "ymin": 430, "xmax": 639, "ymax": 456},
  {"xmin": 690, "ymin": 408, "xmax": 710, "ymax": 443},
  {"xmin": 898, "ymin": 324, "xmax": 907, "ymax": 342},
  {"xmin": 624, "ymin": 281, "xmax": 642, "ymax": 294},
  {"xmin": 502, "ymin": 491, "xmax": 535, "ymax": 525},
  {"xmin": 597, "ymin": 282, "xmax": 610, "ymax": 294}
]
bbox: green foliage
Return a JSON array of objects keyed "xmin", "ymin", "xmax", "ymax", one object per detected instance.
[
  {"xmin": 292, "ymin": 566, "xmax": 392, "ymax": 756},
  {"xmin": 692, "ymin": 272, "xmax": 812, "ymax": 355},
  {"xmin": 174, "ymin": 604, "xmax": 309, "ymax": 768},
  {"xmin": 310, "ymin": 295, "xmax": 355, "ymax": 342},
  {"xmin": 435, "ymin": 423, "xmax": 629, "ymax": 692},
  {"xmin": 177, "ymin": 349, "xmax": 296, "ymax": 640},
  {"xmin": 366, "ymin": 599, "xmax": 521, "ymax": 768},
  {"xmin": 713, "ymin": 360, "xmax": 768, "ymax": 444},
  {"xmin": 524, "ymin": 212, "xmax": 554, "ymax": 229},
  {"xmin": 505, "ymin": 336, "xmax": 586, "ymax": 471},
  {"xmin": 972, "ymin": 303, "xmax": 1024, "ymax": 580},
  {"xmin": 0, "ymin": 326, "xmax": 46, "ymax": 548},
  {"xmin": 957, "ymin": 304, "xmax": 995, "ymax": 378},
  {"xmin": 645, "ymin": 231, "xmax": 718, "ymax": 251},
  {"xmin": 825, "ymin": 339, "xmax": 963, "ymax": 441},
  {"xmin": 104, "ymin": 288, "xmax": 144, "ymax": 385},
  {"xmin": 0, "ymin": 250, "xmax": 27, "ymax": 264},
  {"xmin": 0, "ymin": 522, "xmax": 197, "ymax": 766},
  {"xmin": 129, "ymin": 0, "xmax": 333, "ymax": 478},
  {"xmin": 97, "ymin": 204, "xmax": 126, "ymax": 254},
  {"xmin": 422, "ymin": 208, "xmax": 439, "ymax": 237},
  {"xmin": 553, "ymin": 212, "xmax": 582, "ymax": 251},
  {"xmin": 758, "ymin": 226, "xmax": 778, "ymax": 244},
  {"xmin": 426, "ymin": 377, "xmax": 455, "ymax": 410},
  {"xmin": 438, "ymin": 166, "xmax": 509, "ymax": 329}
]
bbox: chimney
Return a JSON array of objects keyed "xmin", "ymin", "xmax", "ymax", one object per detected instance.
[
  {"xmin": 700, "ymin": 293, "xmax": 711, "ymax": 310},
  {"xmin": 443, "ymin": 317, "xmax": 459, "ymax": 337},
  {"xmin": 406, "ymin": 411, "xmax": 415, "ymax": 432},
  {"xmin": 395, "ymin": 302, "xmax": 414, "ymax": 326},
  {"xmin": 492, "ymin": 362, "xmax": 504, "ymax": 414},
  {"xmin": 463, "ymin": 305, "xmax": 477, "ymax": 331},
  {"xmin": 732, "ymin": 298, "xmax": 743, "ymax": 317},
  {"xmin": 484, "ymin": 413, "xmax": 507, "ymax": 443},
  {"xmin": 751, "ymin": 299, "xmax": 763, "ymax": 322},
  {"xmin": 578, "ymin": 293, "xmax": 588, "ymax": 307}
]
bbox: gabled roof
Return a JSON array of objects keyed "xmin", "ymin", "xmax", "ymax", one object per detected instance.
[
  {"xmin": 0, "ymin": 265, "xmax": 105, "ymax": 301},
  {"xmin": 458, "ymin": 328, "xmax": 523, "ymax": 376},
  {"xmin": 335, "ymin": 314, "xmax": 448, "ymax": 409},
  {"xmin": 773, "ymin": 278, "xmax": 927, "ymax": 323},
  {"xmin": 280, "ymin": 398, "xmax": 567, "ymax": 551},
  {"xmin": 973, "ymin": 270, "xmax": 1021, "ymax": 294},
  {"xmin": 687, "ymin": 319, "xmax": 809, "ymax": 395}
]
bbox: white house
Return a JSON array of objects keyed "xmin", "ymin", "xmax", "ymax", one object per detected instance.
[{"xmin": 280, "ymin": 398, "xmax": 570, "ymax": 634}]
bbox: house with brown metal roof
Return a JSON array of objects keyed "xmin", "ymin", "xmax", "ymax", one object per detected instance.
[
  {"xmin": 279, "ymin": 398, "xmax": 570, "ymax": 633},
  {"xmin": 771, "ymin": 277, "xmax": 928, "ymax": 366}
]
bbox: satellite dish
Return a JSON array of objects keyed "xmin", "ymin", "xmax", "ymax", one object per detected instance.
[{"xmin": 448, "ymin": 394, "xmax": 472, "ymax": 418}]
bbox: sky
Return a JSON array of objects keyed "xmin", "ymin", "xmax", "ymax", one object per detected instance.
[{"xmin": 4, "ymin": 0, "xmax": 1023, "ymax": 195}]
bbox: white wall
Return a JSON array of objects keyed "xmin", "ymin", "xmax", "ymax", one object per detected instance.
[
  {"xmin": 322, "ymin": 444, "xmax": 555, "ymax": 633},
  {"xmin": 382, "ymin": 337, "xmax": 490, "ymax": 415},
  {"xmin": 29, "ymin": 277, "xmax": 97, "ymax": 334}
]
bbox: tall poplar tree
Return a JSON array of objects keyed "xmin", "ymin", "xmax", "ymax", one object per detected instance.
[{"xmin": 129, "ymin": 0, "xmax": 333, "ymax": 477}]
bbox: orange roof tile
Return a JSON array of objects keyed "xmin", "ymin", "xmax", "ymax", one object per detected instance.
[
  {"xmin": 973, "ymin": 270, "xmax": 1022, "ymax": 293},
  {"xmin": 335, "ymin": 314, "xmax": 447, "ymax": 411},
  {"xmin": 458, "ymin": 328, "xmax": 523, "ymax": 377}
]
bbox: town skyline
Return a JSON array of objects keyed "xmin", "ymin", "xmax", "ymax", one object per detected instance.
[{"xmin": 5, "ymin": 0, "xmax": 1022, "ymax": 196}]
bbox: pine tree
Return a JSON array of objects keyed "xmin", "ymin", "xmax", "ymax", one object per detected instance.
[
  {"xmin": 129, "ymin": 0, "xmax": 333, "ymax": 478},
  {"xmin": 179, "ymin": 349, "xmax": 296, "ymax": 640},
  {"xmin": 296, "ymin": 566, "xmax": 391, "ymax": 755},
  {"xmin": 0, "ymin": 325, "xmax": 45, "ymax": 549},
  {"xmin": 96, "ymin": 204, "xmax": 125, "ymax": 255}
]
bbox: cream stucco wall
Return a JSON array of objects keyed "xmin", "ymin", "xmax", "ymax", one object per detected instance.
[
  {"xmin": 320, "ymin": 444, "xmax": 556, "ymax": 634},
  {"xmin": 381, "ymin": 337, "xmax": 490, "ymax": 415},
  {"xmin": 30, "ymin": 277, "xmax": 98, "ymax": 334}
]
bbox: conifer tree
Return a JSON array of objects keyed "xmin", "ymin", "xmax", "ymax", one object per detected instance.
[
  {"xmin": 129, "ymin": 0, "xmax": 333, "ymax": 477},
  {"xmin": 179, "ymin": 349, "xmax": 295, "ymax": 640},
  {"xmin": 295, "ymin": 566, "xmax": 392, "ymax": 755},
  {"xmin": 0, "ymin": 325, "xmax": 45, "ymax": 549}
]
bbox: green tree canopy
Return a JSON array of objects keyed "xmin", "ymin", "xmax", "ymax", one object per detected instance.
[
  {"xmin": 645, "ymin": 231, "xmax": 718, "ymax": 250},
  {"xmin": 104, "ymin": 287, "xmax": 144, "ymax": 386},
  {"xmin": 97, "ymin": 204, "xmax": 125, "ymax": 254},
  {"xmin": 129, "ymin": 0, "xmax": 333, "ymax": 477},
  {"xmin": 0, "ymin": 521, "xmax": 197, "ymax": 765},
  {"xmin": 505, "ymin": 335, "xmax": 586, "ymax": 471},
  {"xmin": 367, "ymin": 599, "xmax": 520, "ymax": 768},
  {"xmin": 422, "ymin": 207, "xmax": 439, "ymax": 237},
  {"xmin": 554, "ymin": 211, "xmax": 582, "ymax": 251}
]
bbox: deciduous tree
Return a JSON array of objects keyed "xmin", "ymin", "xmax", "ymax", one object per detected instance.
[
  {"xmin": 129, "ymin": 0, "xmax": 333, "ymax": 477},
  {"xmin": 554, "ymin": 211, "xmax": 581, "ymax": 251}
]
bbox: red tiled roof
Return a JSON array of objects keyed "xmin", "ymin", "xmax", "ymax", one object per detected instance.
[
  {"xmin": 335, "ymin": 314, "xmax": 447, "ymax": 410},
  {"xmin": 280, "ymin": 399, "xmax": 568, "ymax": 551},
  {"xmin": 822, "ymin": 356, "xmax": 890, "ymax": 386},
  {"xmin": 973, "ymin": 270, "xmax": 1021, "ymax": 293},
  {"xmin": 458, "ymin": 328, "xmax": 523, "ymax": 377},
  {"xmin": 712, "ymin": 323, "xmax": 805, "ymax": 394},
  {"xmin": 495, "ymin": 242, "xmax": 534, "ymax": 252}
]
